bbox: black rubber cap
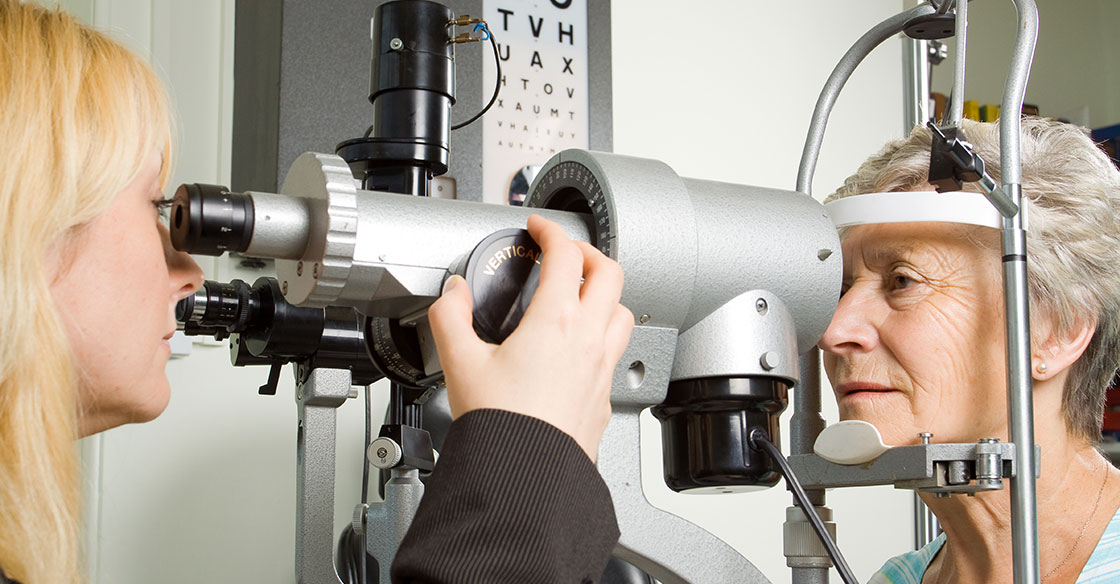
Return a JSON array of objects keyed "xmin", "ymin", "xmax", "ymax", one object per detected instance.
[
  {"xmin": 170, "ymin": 183, "xmax": 254, "ymax": 256},
  {"xmin": 651, "ymin": 377, "xmax": 789, "ymax": 492},
  {"xmin": 453, "ymin": 229, "xmax": 543, "ymax": 344}
]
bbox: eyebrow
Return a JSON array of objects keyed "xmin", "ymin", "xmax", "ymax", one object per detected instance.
[{"xmin": 859, "ymin": 241, "xmax": 918, "ymax": 267}]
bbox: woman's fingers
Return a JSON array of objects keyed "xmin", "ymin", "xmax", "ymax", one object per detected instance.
[
  {"xmin": 575, "ymin": 241, "xmax": 625, "ymax": 324},
  {"xmin": 428, "ymin": 275, "xmax": 486, "ymax": 375},
  {"xmin": 525, "ymin": 214, "xmax": 585, "ymax": 307}
]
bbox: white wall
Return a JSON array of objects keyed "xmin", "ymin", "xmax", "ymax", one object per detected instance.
[
  {"xmin": 65, "ymin": 1, "xmax": 922, "ymax": 582},
  {"xmin": 613, "ymin": 2, "xmax": 916, "ymax": 582},
  {"xmin": 929, "ymin": 0, "xmax": 1120, "ymax": 128}
]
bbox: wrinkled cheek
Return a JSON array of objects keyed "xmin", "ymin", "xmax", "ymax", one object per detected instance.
[{"xmin": 838, "ymin": 400, "xmax": 915, "ymax": 446}]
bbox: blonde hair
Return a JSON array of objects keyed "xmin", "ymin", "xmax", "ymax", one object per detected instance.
[
  {"xmin": 827, "ymin": 118, "xmax": 1120, "ymax": 443},
  {"xmin": 0, "ymin": 1, "xmax": 173, "ymax": 582}
]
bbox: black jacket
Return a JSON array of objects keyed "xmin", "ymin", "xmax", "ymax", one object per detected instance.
[{"xmin": 392, "ymin": 409, "xmax": 620, "ymax": 583}]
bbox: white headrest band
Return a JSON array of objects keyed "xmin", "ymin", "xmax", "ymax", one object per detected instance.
[{"xmin": 824, "ymin": 191, "xmax": 1002, "ymax": 229}]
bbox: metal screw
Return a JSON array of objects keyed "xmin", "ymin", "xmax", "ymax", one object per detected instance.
[
  {"xmin": 760, "ymin": 351, "xmax": 781, "ymax": 371},
  {"xmin": 755, "ymin": 298, "xmax": 768, "ymax": 314},
  {"xmin": 919, "ymin": 432, "xmax": 933, "ymax": 444},
  {"xmin": 639, "ymin": 314, "xmax": 651, "ymax": 324},
  {"xmin": 281, "ymin": 280, "xmax": 289, "ymax": 295},
  {"xmin": 313, "ymin": 262, "xmax": 322, "ymax": 279},
  {"xmin": 376, "ymin": 447, "xmax": 388, "ymax": 459},
  {"xmin": 389, "ymin": 37, "xmax": 403, "ymax": 50},
  {"xmin": 296, "ymin": 261, "xmax": 304, "ymax": 277}
]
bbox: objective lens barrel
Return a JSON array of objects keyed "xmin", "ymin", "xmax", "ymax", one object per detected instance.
[{"xmin": 176, "ymin": 280, "xmax": 259, "ymax": 331}]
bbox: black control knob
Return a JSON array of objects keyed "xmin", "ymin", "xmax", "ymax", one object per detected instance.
[{"xmin": 450, "ymin": 228, "xmax": 543, "ymax": 344}]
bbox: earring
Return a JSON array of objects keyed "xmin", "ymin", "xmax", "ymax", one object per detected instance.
[{"xmin": 1036, "ymin": 362, "xmax": 1048, "ymax": 374}]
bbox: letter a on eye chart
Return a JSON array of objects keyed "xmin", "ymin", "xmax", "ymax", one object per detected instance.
[{"xmin": 482, "ymin": 0, "xmax": 589, "ymax": 205}]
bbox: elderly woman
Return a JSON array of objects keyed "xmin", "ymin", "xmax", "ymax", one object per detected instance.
[
  {"xmin": 819, "ymin": 117, "xmax": 1120, "ymax": 583},
  {"xmin": 0, "ymin": 2, "xmax": 630, "ymax": 582}
]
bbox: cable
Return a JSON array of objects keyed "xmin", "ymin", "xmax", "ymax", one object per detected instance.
[
  {"xmin": 361, "ymin": 385, "xmax": 372, "ymax": 584},
  {"xmin": 450, "ymin": 22, "xmax": 501, "ymax": 131},
  {"xmin": 336, "ymin": 386, "xmax": 375, "ymax": 584},
  {"xmin": 748, "ymin": 428, "xmax": 859, "ymax": 584}
]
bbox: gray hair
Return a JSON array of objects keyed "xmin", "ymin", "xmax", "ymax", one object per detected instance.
[{"xmin": 826, "ymin": 117, "xmax": 1120, "ymax": 443}]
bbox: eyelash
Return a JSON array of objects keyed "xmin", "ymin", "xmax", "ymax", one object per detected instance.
[{"xmin": 154, "ymin": 198, "xmax": 173, "ymax": 219}]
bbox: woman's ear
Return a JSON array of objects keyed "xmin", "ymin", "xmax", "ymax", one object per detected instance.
[{"xmin": 1032, "ymin": 316, "xmax": 1095, "ymax": 382}]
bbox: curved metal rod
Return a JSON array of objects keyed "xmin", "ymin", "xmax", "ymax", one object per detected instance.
[
  {"xmin": 795, "ymin": 2, "xmax": 937, "ymax": 195},
  {"xmin": 999, "ymin": 1, "xmax": 1040, "ymax": 582}
]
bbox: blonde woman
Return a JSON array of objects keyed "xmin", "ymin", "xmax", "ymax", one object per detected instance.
[{"xmin": 0, "ymin": 2, "xmax": 631, "ymax": 583}]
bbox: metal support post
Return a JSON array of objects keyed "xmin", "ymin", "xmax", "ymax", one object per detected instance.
[
  {"xmin": 1000, "ymin": 1, "xmax": 1040, "ymax": 581},
  {"xmin": 902, "ymin": 36, "xmax": 931, "ymax": 133},
  {"xmin": 366, "ymin": 468, "xmax": 425, "ymax": 584},
  {"xmin": 295, "ymin": 367, "xmax": 352, "ymax": 584},
  {"xmin": 790, "ymin": 348, "xmax": 831, "ymax": 584}
]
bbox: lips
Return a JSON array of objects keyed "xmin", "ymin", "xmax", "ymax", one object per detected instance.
[{"xmin": 835, "ymin": 382, "xmax": 899, "ymax": 399}]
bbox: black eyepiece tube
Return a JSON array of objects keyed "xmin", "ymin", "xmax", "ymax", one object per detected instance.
[
  {"xmin": 176, "ymin": 279, "xmax": 259, "ymax": 331},
  {"xmin": 170, "ymin": 183, "xmax": 255, "ymax": 256}
]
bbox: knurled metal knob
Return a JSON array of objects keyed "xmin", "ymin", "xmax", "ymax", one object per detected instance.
[{"xmin": 368, "ymin": 436, "xmax": 403, "ymax": 469}]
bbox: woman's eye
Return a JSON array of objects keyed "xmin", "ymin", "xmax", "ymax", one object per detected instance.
[
  {"xmin": 890, "ymin": 273, "xmax": 915, "ymax": 290},
  {"xmin": 153, "ymin": 198, "xmax": 173, "ymax": 219}
]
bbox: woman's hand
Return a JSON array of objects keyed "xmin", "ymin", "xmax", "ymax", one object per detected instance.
[{"xmin": 427, "ymin": 214, "xmax": 634, "ymax": 462}]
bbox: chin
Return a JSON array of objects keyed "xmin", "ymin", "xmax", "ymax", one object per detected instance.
[{"xmin": 131, "ymin": 382, "xmax": 172, "ymax": 423}]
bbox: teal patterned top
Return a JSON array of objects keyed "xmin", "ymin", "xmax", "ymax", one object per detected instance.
[{"xmin": 868, "ymin": 507, "xmax": 1120, "ymax": 583}]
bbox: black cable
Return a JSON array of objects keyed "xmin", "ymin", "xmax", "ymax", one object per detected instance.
[
  {"xmin": 749, "ymin": 429, "xmax": 859, "ymax": 584},
  {"xmin": 336, "ymin": 387, "xmax": 375, "ymax": 584},
  {"xmin": 450, "ymin": 26, "xmax": 501, "ymax": 131},
  {"xmin": 361, "ymin": 384, "xmax": 372, "ymax": 584},
  {"xmin": 337, "ymin": 525, "xmax": 361, "ymax": 583}
]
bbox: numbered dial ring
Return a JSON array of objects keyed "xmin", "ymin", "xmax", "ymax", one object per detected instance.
[{"xmin": 524, "ymin": 160, "xmax": 613, "ymax": 258}]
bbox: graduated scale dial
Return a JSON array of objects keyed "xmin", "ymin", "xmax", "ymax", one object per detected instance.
[{"xmin": 524, "ymin": 158, "xmax": 614, "ymax": 258}]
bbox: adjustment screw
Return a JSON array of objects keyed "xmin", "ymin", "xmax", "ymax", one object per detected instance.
[
  {"xmin": 389, "ymin": 37, "xmax": 403, "ymax": 50},
  {"xmin": 755, "ymin": 298, "xmax": 768, "ymax": 314},
  {"xmin": 352, "ymin": 503, "xmax": 369, "ymax": 535},
  {"xmin": 368, "ymin": 437, "xmax": 403, "ymax": 469},
  {"xmin": 760, "ymin": 351, "xmax": 780, "ymax": 370},
  {"xmin": 639, "ymin": 314, "xmax": 651, "ymax": 324}
]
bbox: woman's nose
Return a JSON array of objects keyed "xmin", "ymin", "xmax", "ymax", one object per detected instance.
[
  {"xmin": 818, "ymin": 285, "xmax": 880, "ymax": 356},
  {"xmin": 160, "ymin": 223, "xmax": 204, "ymax": 300}
]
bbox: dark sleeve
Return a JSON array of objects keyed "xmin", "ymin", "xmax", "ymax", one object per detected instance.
[{"xmin": 392, "ymin": 409, "xmax": 620, "ymax": 584}]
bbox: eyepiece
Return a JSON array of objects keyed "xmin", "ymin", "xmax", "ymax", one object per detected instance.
[
  {"xmin": 175, "ymin": 279, "xmax": 259, "ymax": 332},
  {"xmin": 170, "ymin": 183, "xmax": 255, "ymax": 256},
  {"xmin": 175, "ymin": 289, "xmax": 207, "ymax": 323}
]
